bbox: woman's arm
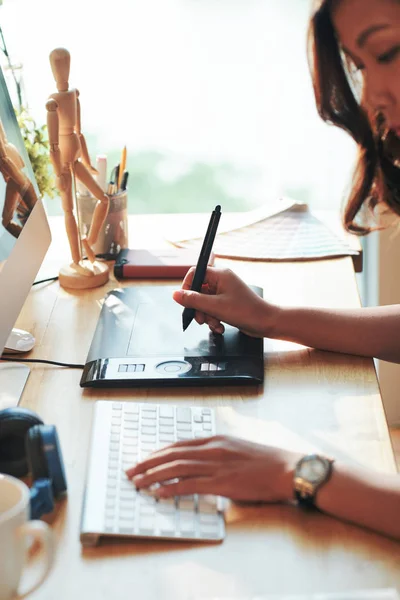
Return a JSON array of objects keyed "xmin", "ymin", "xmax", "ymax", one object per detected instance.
[
  {"xmin": 127, "ymin": 435, "xmax": 400, "ymax": 541},
  {"xmin": 271, "ymin": 304, "xmax": 400, "ymax": 363},
  {"xmin": 309, "ymin": 461, "xmax": 400, "ymax": 540},
  {"xmin": 173, "ymin": 267, "xmax": 400, "ymax": 363}
]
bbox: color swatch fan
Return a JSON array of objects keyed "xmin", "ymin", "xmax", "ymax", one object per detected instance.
[{"xmin": 174, "ymin": 203, "xmax": 359, "ymax": 262}]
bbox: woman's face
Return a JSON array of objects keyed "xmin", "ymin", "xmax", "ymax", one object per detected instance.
[{"xmin": 332, "ymin": 0, "xmax": 400, "ymax": 134}]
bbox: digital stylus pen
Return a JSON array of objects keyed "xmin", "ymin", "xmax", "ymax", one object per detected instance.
[{"xmin": 182, "ymin": 205, "xmax": 221, "ymax": 332}]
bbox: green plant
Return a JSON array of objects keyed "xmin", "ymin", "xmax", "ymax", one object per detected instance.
[
  {"xmin": 0, "ymin": 22, "xmax": 55, "ymax": 199},
  {"xmin": 15, "ymin": 108, "xmax": 56, "ymax": 199}
]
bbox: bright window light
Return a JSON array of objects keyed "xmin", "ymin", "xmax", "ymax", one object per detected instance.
[{"xmin": 0, "ymin": 0, "xmax": 356, "ymax": 215}]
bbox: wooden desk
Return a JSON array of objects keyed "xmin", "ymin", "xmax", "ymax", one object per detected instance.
[{"xmin": 15, "ymin": 215, "xmax": 399, "ymax": 599}]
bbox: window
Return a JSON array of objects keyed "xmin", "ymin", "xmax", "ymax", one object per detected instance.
[{"xmin": 1, "ymin": 0, "xmax": 356, "ymax": 215}]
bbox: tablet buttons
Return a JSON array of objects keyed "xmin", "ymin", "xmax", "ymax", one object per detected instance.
[
  {"xmin": 118, "ymin": 363, "xmax": 145, "ymax": 373},
  {"xmin": 155, "ymin": 361, "xmax": 192, "ymax": 375},
  {"xmin": 200, "ymin": 362, "xmax": 226, "ymax": 372}
]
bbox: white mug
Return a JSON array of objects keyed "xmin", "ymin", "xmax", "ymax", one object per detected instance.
[{"xmin": 0, "ymin": 474, "xmax": 55, "ymax": 600}]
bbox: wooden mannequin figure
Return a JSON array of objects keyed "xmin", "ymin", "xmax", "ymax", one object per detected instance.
[
  {"xmin": 46, "ymin": 47, "xmax": 109, "ymax": 289},
  {"xmin": 0, "ymin": 119, "xmax": 37, "ymax": 239}
]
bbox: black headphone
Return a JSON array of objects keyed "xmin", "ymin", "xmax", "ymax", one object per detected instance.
[{"xmin": 0, "ymin": 407, "xmax": 67, "ymax": 519}]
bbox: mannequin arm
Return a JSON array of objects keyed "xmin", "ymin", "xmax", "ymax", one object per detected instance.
[
  {"xmin": 0, "ymin": 133, "xmax": 27, "ymax": 189},
  {"xmin": 75, "ymin": 90, "xmax": 95, "ymax": 171},
  {"xmin": 46, "ymin": 98, "xmax": 63, "ymax": 177}
]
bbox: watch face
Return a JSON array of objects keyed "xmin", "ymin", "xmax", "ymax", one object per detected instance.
[{"xmin": 298, "ymin": 456, "xmax": 328, "ymax": 484}]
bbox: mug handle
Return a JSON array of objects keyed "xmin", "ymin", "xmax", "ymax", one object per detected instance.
[{"xmin": 17, "ymin": 520, "xmax": 55, "ymax": 598}]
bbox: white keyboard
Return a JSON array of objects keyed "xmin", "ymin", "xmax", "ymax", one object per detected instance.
[{"xmin": 80, "ymin": 401, "xmax": 225, "ymax": 546}]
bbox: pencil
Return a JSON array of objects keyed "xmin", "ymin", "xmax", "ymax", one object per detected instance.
[
  {"xmin": 182, "ymin": 205, "xmax": 221, "ymax": 332},
  {"xmin": 118, "ymin": 146, "xmax": 127, "ymax": 190}
]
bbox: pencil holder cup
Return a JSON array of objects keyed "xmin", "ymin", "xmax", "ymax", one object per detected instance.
[{"xmin": 77, "ymin": 189, "xmax": 129, "ymax": 259}]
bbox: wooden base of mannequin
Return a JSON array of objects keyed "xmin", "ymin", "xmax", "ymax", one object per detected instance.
[{"xmin": 59, "ymin": 260, "xmax": 109, "ymax": 290}]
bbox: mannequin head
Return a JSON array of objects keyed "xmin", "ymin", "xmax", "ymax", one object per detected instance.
[{"xmin": 49, "ymin": 48, "xmax": 71, "ymax": 93}]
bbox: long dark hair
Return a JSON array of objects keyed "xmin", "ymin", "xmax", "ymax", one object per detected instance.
[{"xmin": 308, "ymin": 0, "xmax": 400, "ymax": 233}]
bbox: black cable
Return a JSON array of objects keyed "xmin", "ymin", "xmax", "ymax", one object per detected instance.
[
  {"xmin": 0, "ymin": 356, "xmax": 84, "ymax": 369},
  {"xmin": 32, "ymin": 276, "xmax": 59, "ymax": 286}
]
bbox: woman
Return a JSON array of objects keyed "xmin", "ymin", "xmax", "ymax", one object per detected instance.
[{"xmin": 127, "ymin": 0, "xmax": 400, "ymax": 540}]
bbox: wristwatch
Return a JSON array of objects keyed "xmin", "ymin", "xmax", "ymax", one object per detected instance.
[{"xmin": 293, "ymin": 454, "xmax": 334, "ymax": 508}]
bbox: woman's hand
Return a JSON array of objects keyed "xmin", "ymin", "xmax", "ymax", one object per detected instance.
[
  {"xmin": 173, "ymin": 267, "xmax": 280, "ymax": 338},
  {"xmin": 126, "ymin": 435, "xmax": 301, "ymax": 503}
]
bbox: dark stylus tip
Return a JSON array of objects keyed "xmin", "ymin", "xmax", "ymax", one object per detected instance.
[
  {"xmin": 182, "ymin": 316, "xmax": 191, "ymax": 331},
  {"xmin": 215, "ymin": 205, "xmax": 221, "ymax": 212}
]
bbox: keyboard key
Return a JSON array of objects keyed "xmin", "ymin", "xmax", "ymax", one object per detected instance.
[
  {"xmin": 119, "ymin": 526, "xmax": 135, "ymax": 535},
  {"xmin": 159, "ymin": 406, "xmax": 174, "ymax": 418},
  {"xmin": 177, "ymin": 422, "xmax": 191, "ymax": 432},
  {"xmin": 141, "ymin": 434, "xmax": 156, "ymax": 443},
  {"xmin": 197, "ymin": 496, "xmax": 218, "ymax": 513},
  {"xmin": 139, "ymin": 505, "xmax": 156, "ymax": 517},
  {"xmin": 140, "ymin": 494, "xmax": 157, "ymax": 507},
  {"xmin": 120, "ymin": 480, "xmax": 136, "ymax": 491},
  {"xmin": 123, "ymin": 440, "xmax": 138, "ymax": 449},
  {"xmin": 142, "ymin": 413, "xmax": 157, "ymax": 422},
  {"xmin": 124, "ymin": 413, "xmax": 139, "ymax": 422},
  {"xmin": 119, "ymin": 502, "xmax": 136, "ymax": 513},
  {"xmin": 124, "ymin": 404, "xmax": 139, "ymax": 414},
  {"xmin": 120, "ymin": 490, "xmax": 136, "ymax": 500},
  {"xmin": 159, "ymin": 424, "xmax": 174, "ymax": 434},
  {"xmin": 141, "ymin": 425, "xmax": 156, "ymax": 435},
  {"xmin": 119, "ymin": 508, "xmax": 135, "ymax": 519},
  {"xmin": 179, "ymin": 511, "xmax": 196, "ymax": 536},
  {"xmin": 199, "ymin": 522, "xmax": 221, "ymax": 538},
  {"xmin": 124, "ymin": 422, "xmax": 139, "ymax": 431},
  {"xmin": 138, "ymin": 517, "xmax": 155, "ymax": 535},
  {"xmin": 177, "ymin": 496, "xmax": 196, "ymax": 511},
  {"xmin": 122, "ymin": 452, "xmax": 137, "ymax": 462},
  {"xmin": 157, "ymin": 499, "xmax": 176, "ymax": 513},
  {"xmin": 177, "ymin": 407, "xmax": 192, "ymax": 423},
  {"xmin": 142, "ymin": 405, "xmax": 157, "ymax": 413},
  {"xmin": 159, "ymin": 433, "xmax": 175, "ymax": 443},
  {"xmin": 199, "ymin": 513, "xmax": 220, "ymax": 525},
  {"xmin": 157, "ymin": 513, "xmax": 177, "ymax": 535}
]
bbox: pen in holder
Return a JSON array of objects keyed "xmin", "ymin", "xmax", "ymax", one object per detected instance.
[{"xmin": 77, "ymin": 188, "xmax": 129, "ymax": 260}]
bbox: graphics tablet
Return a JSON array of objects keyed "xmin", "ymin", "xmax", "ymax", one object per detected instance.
[{"xmin": 80, "ymin": 285, "xmax": 264, "ymax": 388}]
